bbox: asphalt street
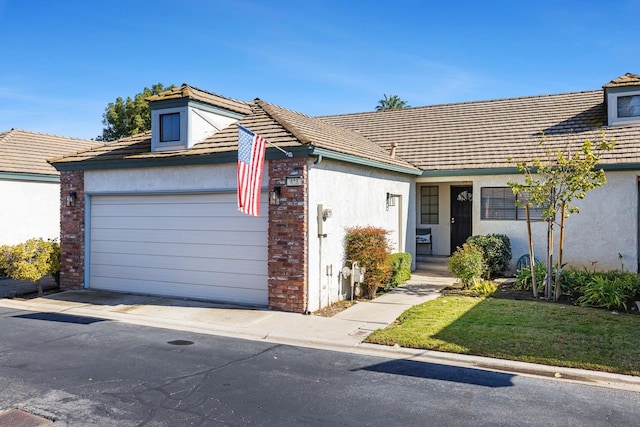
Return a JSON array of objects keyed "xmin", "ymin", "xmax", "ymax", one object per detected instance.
[{"xmin": 0, "ymin": 306, "xmax": 638, "ymax": 426}]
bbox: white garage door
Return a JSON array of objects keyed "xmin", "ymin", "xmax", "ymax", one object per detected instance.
[{"xmin": 89, "ymin": 193, "xmax": 268, "ymax": 306}]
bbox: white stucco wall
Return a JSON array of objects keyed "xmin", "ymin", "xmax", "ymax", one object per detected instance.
[
  {"xmin": 85, "ymin": 163, "xmax": 268, "ymax": 193},
  {"xmin": 0, "ymin": 179, "xmax": 60, "ymax": 245},
  {"xmin": 418, "ymin": 171, "xmax": 638, "ymax": 272},
  {"xmin": 475, "ymin": 171, "xmax": 637, "ymax": 272},
  {"xmin": 307, "ymin": 159, "xmax": 415, "ymax": 312}
]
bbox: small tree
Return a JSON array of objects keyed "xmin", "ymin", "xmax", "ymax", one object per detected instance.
[
  {"xmin": 508, "ymin": 131, "xmax": 615, "ymax": 300},
  {"xmin": 344, "ymin": 226, "xmax": 391, "ymax": 298},
  {"xmin": 376, "ymin": 94, "xmax": 410, "ymax": 111},
  {"xmin": 99, "ymin": 83, "xmax": 175, "ymax": 141},
  {"xmin": 0, "ymin": 238, "xmax": 57, "ymax": 296}
]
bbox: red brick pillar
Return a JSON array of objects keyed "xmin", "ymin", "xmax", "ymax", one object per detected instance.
[
  {"xmin": 268, "ymin": 158, "xmax": 308, "ymax": 313},
  {"xmin": 59, "ymin": 170, "xmax": 85, "ymax": 290}
]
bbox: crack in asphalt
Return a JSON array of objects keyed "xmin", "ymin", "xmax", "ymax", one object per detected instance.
[{"xmin": 104, "ymin": 343, "xmax": 284, "ymax": 426}]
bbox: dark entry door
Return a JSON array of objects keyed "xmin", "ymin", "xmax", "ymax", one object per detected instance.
[{"xmin": 450, "ymin": 186, "xmax": 473, "ymax": 254}]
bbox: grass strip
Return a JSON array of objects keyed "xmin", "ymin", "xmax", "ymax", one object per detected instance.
[{"xmin": 366, "ymin": 295, "xmax": 640, "ymax": 376}]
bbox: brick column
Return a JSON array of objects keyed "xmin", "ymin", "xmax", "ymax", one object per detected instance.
[
  {"xmin": 59, "ymin": 170, "xmax": 85, "ymax": 290},
  {"xmin": 268, "ymin": 158, "xmax": 308, "ymax": 313}
]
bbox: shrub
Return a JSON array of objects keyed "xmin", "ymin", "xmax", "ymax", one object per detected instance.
[
  {"xmin": 0, "ymin": 238, "xmax": 57, "ymax": 295},
  {"xmin": 576, "ymin": 275, "xmax": 628, "ymax": 311},
  {"xmin": 0, "ymin": 245, "xmax": 8, "ymax": 277},
  {"xmin": 471, "ymin": 279, "xmax": 498, "ymax": 297},
  {"xmin": 514, "ymin": 261, "xmax": 546, "ymax": 291},
  {"xmin": 344, "ymin": 226, "xmax": 391, "ymax": 298},
  {"xmin": 448, "ymin": 243, "xmax": 485, "ymax": 288},
  {"xmin": 48, "ymin": 239, "xmax": 61, "ymax": 285},
  {"xmin": 466, "ymin": 234, "xmax": 511, "ymax": 278},
  {"xmin": 386, "ymin": 252, "xmax": 412, "ymax": 291}
]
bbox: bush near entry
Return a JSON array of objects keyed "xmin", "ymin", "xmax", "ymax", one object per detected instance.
[
  {"xmin": 344, "ymin": 226, "xmax": 391, "ymax": 298},
  {"xmin": 465, "ymin": 234, "xmax": 511, "ymax": 278},
  {"xmin": 386, "ymin": 252, "xmax": 412, "ymax": 291}
]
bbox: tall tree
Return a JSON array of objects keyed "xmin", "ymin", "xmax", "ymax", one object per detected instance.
[
  {"xmin": 376, "ymin": 94, "xmax": 410, "ymax": 111},
  {"xmin": 508, "ymin": 131, "xmax": 615, "ymax": 300},
  {"xmin": 99, "ymin": 83, "xmax": 175, "ymax": 141}
]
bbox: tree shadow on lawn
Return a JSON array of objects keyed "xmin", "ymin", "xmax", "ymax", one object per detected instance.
[
  {"xmin": 355, "ymin": 358, "xmax": 515, "ymax": 388},
  {"xmin": 431, "ymin": 287, "xmax": 640, "ymax": 375}
]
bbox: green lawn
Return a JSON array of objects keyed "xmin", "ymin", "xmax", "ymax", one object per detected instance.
[{"xmin": 366, "ymin": 295, "xmax": 640, "ymax": 376}]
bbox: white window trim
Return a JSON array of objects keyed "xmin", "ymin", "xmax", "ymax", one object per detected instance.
[
  {"xmin": 607, "ymin": 89, "xmax": 640, "ymax": 126},
  {"xmin": 151, "ymin": 107, "xmax": 188, "ymax": 151}
]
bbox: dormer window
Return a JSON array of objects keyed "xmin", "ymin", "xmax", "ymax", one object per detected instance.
[
  {"xmin": 160, "ymin": 113, "xmax": 181, "ymax": 142},
  {"xmin": 607, "ymin": 89, "xmax": 640, "ymax": 126},
  {"xmin": 603, "ymin": 73, "xmax": 640, "ymax": 126},
  {"xmin": 151, "ymin": 107, "xmax": 187, "ymax": 151}
]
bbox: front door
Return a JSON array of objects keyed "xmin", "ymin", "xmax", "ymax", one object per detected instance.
[{"xmin": 450, "ymin": 186, "xmax": 473, "ymax": 254}]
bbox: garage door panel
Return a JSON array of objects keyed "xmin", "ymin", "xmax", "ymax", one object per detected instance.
[
  {"xmin": 92, "ymin": 240, "xmax": 267, "ymax": 260},
  {"xmin": 90, "ymin": 276, "xmax": 268, "ymax": 305},
  {"xmin": 92, "ymin": 253, "xmax": 267, "ymax": 275},
  {"xmin": 91, "ymin": 215, "xmax": 266, "ymax": 232},
  {"xmin": 89, "ymin": 193, "xmax": 268, "ymax": 306},
  {"xmin": 91, "ymin": 228, "xmax": 265, "ymax": 246},
  {"xmin": 91, "ymin": 264, "xmax": 267, "ymax": 289},
  {"xmin": 93, "ymin": 201, "xmax": 263, "ymax": 219}
]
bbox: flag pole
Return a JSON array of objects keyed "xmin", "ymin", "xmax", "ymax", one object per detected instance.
[
  {"xmin": 238, "ymin": 125, "xmax": 292, "ymax": 158},
  {"xmin": 265, "ymin": 140, "xmax": 293, "ymax": 158}
]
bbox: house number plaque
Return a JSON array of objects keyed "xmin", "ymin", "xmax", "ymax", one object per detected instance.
[{"xmin": 286, "ymin": 177, "xmax": 303, "ymax": 187}]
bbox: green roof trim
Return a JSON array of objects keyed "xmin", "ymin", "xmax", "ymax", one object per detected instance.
[
  {"xmin": 0, "ymin": 172, "xmax": 59, "ymax": 182},
  {"xmin": 420, "ymin": 163, "xmax": 640, "ymax": 178},
  {"xmin": 309, "ymin": 147, "xmax": 421, "ymax": 175}
]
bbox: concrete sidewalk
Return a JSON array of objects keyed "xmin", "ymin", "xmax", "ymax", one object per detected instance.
[{"xmin": 1, "ymin": 258, "xmax": 639, "ymax": 392}]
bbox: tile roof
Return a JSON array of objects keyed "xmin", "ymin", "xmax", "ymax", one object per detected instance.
[
  {"xmin": 146, "ymin": 84, "xmax": 252, "ymax": 115},
  {"xmin": 0, "ymin": 129, "xmax": 100, "ymax": 176},
  {"xmin": 603, "ymin": 73, "xmax": 640, "ymax": 88},
  {"xmin": 49, "ymin": 100, "xmax": 418, "ymax": 172},
  {"xmin": 49, "ymin": 75, "xmax": 640, "ymax": 175},
  {"xmin": 321, "ymin": 89, "xmax": 640, "ymax": 172}
]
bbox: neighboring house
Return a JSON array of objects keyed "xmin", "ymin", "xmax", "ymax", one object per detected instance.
[
  {"xmin": 0, "ymin": 129, "xmax": 99, "ymax": 246},
  {"xmin": 49, "ymin": 73, "xmax": 640, "ymax": 313}
]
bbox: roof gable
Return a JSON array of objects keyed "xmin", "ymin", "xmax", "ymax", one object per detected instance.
[
  {"xmin": 146, "ymin": 84, "xmax": 252, "ymax": 115},
  {"xmin": 50, "ymin": 98, "xmax": 418, "ymax": 173}
]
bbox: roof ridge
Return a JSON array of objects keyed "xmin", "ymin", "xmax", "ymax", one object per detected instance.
[
  {"xmin": 254, "ymin": 99, "xmax": 311, "ymax": 144},
  {"xmin": 178, "ymin": 83, "xmax": 251, "ymax": 106},
  {"xmin": 320, "ymin": 89, "xmax": 603, "ymax": 119},
  {"xmin": 1, "ymin": 127, "xmax": 96, "ymax": 142}
]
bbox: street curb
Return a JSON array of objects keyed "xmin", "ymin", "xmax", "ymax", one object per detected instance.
[{"xmin": 0, "ymin": 297, "xmax": 638, "ymax": 393}]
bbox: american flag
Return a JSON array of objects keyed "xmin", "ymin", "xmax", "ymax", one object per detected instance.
[{"xmin": 237, "ymin": 125, "xmax": 267, "ymax": 216}]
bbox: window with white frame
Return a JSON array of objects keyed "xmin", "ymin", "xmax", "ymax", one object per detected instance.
[
  {"xmin": 420, "ymin": 185, "xmax": 439, "ymax": 224},
  {"xmin": 481, "ymin": 187, "xmax": 544, "ymax": 220}
]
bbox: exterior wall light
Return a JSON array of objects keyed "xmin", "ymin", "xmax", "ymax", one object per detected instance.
[
  {"xmin": 66, "ymin": 191, "xmax": 77, "ymax": 207},
  {"xmin": 270, "ymin": 186, "xmax": 281, "ymax": 205}
]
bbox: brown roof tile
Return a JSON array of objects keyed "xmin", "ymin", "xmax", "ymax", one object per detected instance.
[
  {"xmin": 146, "ymin": 84, "xmax": 252, "ymax": 115},
  {"xmin": 603, "ymin": 73, "xmax": 640, "ymax": 88},
  {"xmin": 50, "ymin": 100, "xmax": 418, "ymax": 172},
  {"xmin": 0, "ymin": 129, "xmax": 100, "ymax": 176},
  {"xmin": 321, "ymin": 90, "xmax": 640, "ymax": 171}
]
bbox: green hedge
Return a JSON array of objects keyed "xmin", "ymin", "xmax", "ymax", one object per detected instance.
[{"xmin": 386, "ymin": 252, "xmax": 412, "ymax": 291}]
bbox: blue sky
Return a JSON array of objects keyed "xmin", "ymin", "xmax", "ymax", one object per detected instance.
[{"xmin": 1, "ymin": 0, "xmax": 639, "ymax": 140}]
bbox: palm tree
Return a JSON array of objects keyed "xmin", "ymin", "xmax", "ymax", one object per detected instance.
[{"xmin": 376, "ymin": 94, "xmax": 410, "ymax": 111}]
